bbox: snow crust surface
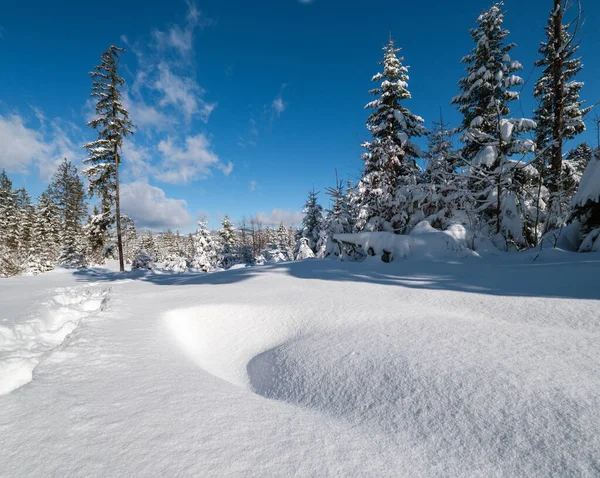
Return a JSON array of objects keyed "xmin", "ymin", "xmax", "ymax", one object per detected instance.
[{"xmin": 1, "ymin": 253, "xmax": 599, "ymax": 477}]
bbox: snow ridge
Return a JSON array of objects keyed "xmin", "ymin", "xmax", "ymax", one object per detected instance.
[{"xmin": 0, "ymin": 287, "xmax": 109, "ymax": 395}]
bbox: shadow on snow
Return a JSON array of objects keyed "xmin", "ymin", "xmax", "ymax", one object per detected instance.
[{"xmin": 71, "ymin": 250, "xmax": 600, "ymax": 301}]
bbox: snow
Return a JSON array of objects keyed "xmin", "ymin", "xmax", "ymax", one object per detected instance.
[
  {"xmin": 0, "ymin": 279, "xmax": 108, "ymax": 395},
  {"xmin": 335, "ymin": 222, "xmax": 471, "ymax": 261},
  {"xmin": 573, "ymin": 156, "xmax": 600, "ymax": 206},
  {"xmin": 473, "ymin": 145, "xmax": 496, "ymax": 167},
  {"xmin": 1, "ymin": 252, "xmax": 599, "ymax": 476}
]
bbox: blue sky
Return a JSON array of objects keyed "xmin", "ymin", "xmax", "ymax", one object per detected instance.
[{"xmin": 1, "ymin": 0, "xmax": 599, "ymax": 231}]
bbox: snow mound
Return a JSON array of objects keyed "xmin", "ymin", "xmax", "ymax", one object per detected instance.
[
  {"xmin": 0, "ymin": 288, "xmax": 109, "ymax": 395},
  {"xmin": 335, "ymin": 221, "xmax": 472, "ymax": 261},
  {"xmin": 163, "ymin": 304, "xmax": 299, "ymax": 388}
]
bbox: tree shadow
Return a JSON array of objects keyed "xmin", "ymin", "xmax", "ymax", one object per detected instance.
[{"xmin": 72, "ymin": 251, "xmax": 600, "ymax": 301}]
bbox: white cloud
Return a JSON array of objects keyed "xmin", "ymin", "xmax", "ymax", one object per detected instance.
[
  {"xmin": 152, "ymin": 63, "xmax": 216, "ymax": 122},
  {"xmin": 272, "ymin": 96, "xmax": 286, "ymax": 116},
  {"xmin": 0, "ymin": 112, "xmax": 79, "ymax": 180},
  {"xmin": 249, "ymin": 180, "xmax": 257, "ymax": 192},
  {"xmin": 151, "ymin": 0, "xmax": 212, "ymax": 57},
  {"xmin": 122, "ymin": 91, "xmax": 170, "ymax": 131},
  {"xmin": 0, "ymin": 114, "xmax": 47, "ymax": 173},
  {"xmin": 256, "ymin": 208, "xmax": 303, "ymax": 226},
  {"xmin": 120, "ymin": 181, "xmax": 193, "ymax": 230},
  {"xmin": 156, "ymin": 134, "xmax": 223, "ymax": 184}
]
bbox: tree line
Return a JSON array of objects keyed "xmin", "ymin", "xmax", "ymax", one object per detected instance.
[{"xmin": 295, "ymin": 0, "xmax": 600, "ymax": 258}]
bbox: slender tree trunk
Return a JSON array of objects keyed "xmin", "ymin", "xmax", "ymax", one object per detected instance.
[
  {"xmin": 115, "ymin": 145, "xmax": 124, "ymax": 272},
  {"xmin": 549, "ymin": 0, "xmax": 564, "ymax": 226},
  {"xmin": 496, "ymin": 109, "xmax": 503, "ymax": 236}
]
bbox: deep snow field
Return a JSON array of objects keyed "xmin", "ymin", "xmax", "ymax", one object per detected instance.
[{"xmin": 1, "ymin": 250, "xmax": 599, "ymax": 477}]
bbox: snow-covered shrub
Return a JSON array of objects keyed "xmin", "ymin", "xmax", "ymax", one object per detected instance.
[
  {"xmin": 131, "ymin": 250, "xmax": 155, "ymax": 270},
  {"xmin": 57, "ymin": 242, "xmax": 87, "ymax": 269},
  {"xmin": 163, "ymin": 253, "xmax": 188, "ymax": 273},
  {"xmin": 295, "ymin": 237, "xmax": 315, "ymax": 260}
]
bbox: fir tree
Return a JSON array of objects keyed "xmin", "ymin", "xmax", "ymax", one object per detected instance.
[
  {"xmin": 452, "ymin": 3, "xmax": 536, "ymax": 248},
  {"xmin": 299, "ymin": 189, "xmax": 323, "ymax": 253},
  {"xmin": 357, "ymin": 38, "xmax": 426, "ymax": 233},
  {"xmin": 28, "ymin": 192, "xmax": 61, "ymax": 274},
  {"xmin": 0, "ymin": 170, "xmax": 19, "ymax": 253},
  {"xmin": 84, "ymin": 206, "xmax": 111, "ymax": 265},
  {"xmin": 533, "ymin": 0, "xmax": 591, "ymax": 232},
  {"xmin": 15, "ymin": 188, "xmax": 35, "ymax": 263},
  {"xmin": 47, "ymin": 159, "xmax": 88, "ymax": 242},
  {"xmin": 191, "ymin": 221, "xmax": 217, "ymax": 272},
  {"xmin": 412, "ymin": 114, "xmax": 467, "ymax": 231},
  {"xmin": 321, "ymin": 175, "xmax": 354, "ymax": 258},
  {"xmin": 425, "ymin": 113, "xmax": 458, "ymax": 186},
  {"xmin": 218, "ymin": 215, "xmax": 237, "ymax": 269},
  {"xmin": 570, "ymin": 151, "xmax": 600, "ymax": 251},
  {"xmin": 83, "ymin": 45, "xmax": 135, "ymax": 272}
]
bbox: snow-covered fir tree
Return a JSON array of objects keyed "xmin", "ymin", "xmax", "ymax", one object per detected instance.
[
  {"xmin": 47, "ymin": 159, "xmax": 88, "ymax": 266},
  {"xmin": 191, "ymin": 221, "xmax": 217, "ymax": 272},
  {"xmin": 452, "ymin": 2, "xmax": 537, "ymax": 249},
  {"xmin": 120, "ymin": 215, "xmax": 138, "ymax": 264},
  {"xmin": 409, "ymin": 113, "xmax": 468, "ymax": 231},
  {"xmin": 570, "ymin": 150, "xmax": 600, "ymax": 252},
  {"xmin": 533, "ymin": 0, "xmax": 591, "ymax": 232},
  {"xmin": 83, "ymin": 45, "xmax": 135, "ymax": 272},
  {"xmin": 298, "ymin": 189, "xmax": 323, "ymax": 254},
  {"xmin": 0, "ymin": 170, "xmax": 21, "ymax": 276},
  {"xmin": 356, "ymin": 38, "xmax": 426, "ymax": 234},
  {"xmin": 321, "ymin": 177, "xmax": 354, "ymax": 258},
  {"xmin": 217, "ymin": 215, "xmax": 237, "ymax": 268},
  {"xmin": 28, "ymin": 192, "xmax": 61, "ymax": 274},
  {"xmin": 84, "ymin": 205, "xmax": 112, "ymax": 265},
  {"xmin": 15, "ymin": 188, "xmax": 35, "ymax": 266},
  {"xmin": 140, "ymin": 231, "xmax": 159, "ymax": 261}
]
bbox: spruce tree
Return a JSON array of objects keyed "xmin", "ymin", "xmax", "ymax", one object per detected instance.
[
  {"xmin": 191, "ymin": 221, "xmax": 217, "ymax": 272},
  {"xmin": 322, "ymin": 176, "xmax": 354, "ymax": 257},
  {"xmin": 47, "ymin": 159, "xmax": 88, "ymax": 263},
  {"xmin": 83, "ymin": 45, "xmax": 135, "ymax": 272},
  {"xmin": 424, "ymin": 113, "xmax": 458, "ymax": 186},
  {"xmin": 533, "ymin": 0, "xmax": 591, "ymax": 231},
  {"xmin": 299, "ymin": 189, "xmax": 323, "ymax": 253},
  {"xmin": 357, "ymin": 39, "xmax": 426, "ymax": 233},
  {"xmin": 413, "ymin": 114, "xmax": 466, "ymax": 231},
  {"xmin": 28, "ymin": 192, "xmax": 61, "ymax": 274},
  {"xmin": 218, "ymin": 215, "xmax": 237, "ymax": 268},
  {"xmin": 15, "ymin": 188, "xmax": 35, "ymax": 264},
  {"xmin": 452, "ymin": 3, "xmax": 536, "ymax": 248},
  {"xmin": 0, "ymin": 170, "xmax": 21, "ymax": 276},
  {"xmin": 0, "ymin": 170, "xmax": 19, "ymax": 253},
  {"xmin": 570, "ymin": 151, "xmax": 600, "ymax": 251}
]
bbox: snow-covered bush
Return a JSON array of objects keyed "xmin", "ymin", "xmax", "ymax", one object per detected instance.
[
  {"xmin": 295, "ymin": 237, "xmax": 315, "ymax": 260},
  {"xmin": 163, "ymin": 253, "xmax": 188, "ymax": 273},
  {"xmin": 131, "ymin": 250, "xmax": 155, "ymax": 270}
]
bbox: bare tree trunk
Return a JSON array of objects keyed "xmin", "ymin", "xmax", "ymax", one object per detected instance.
[
  {"xmin": 496, "ymin": 109, "xmax": 503, "ymax": 236},
  {"xmin": 115, "ymin": 144, "xmax": 125, "ymax": 272},
  {"xmin": 549, "ymin": 0, "xmax": 564, "ymax": 227}
]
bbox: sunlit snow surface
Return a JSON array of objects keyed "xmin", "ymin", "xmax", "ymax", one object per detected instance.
[{"xmin": 1, "ymin": 251, "xmax": 599, "ymax": 477}]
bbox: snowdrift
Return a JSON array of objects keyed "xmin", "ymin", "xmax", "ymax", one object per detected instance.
[
  {"xmin": 0, "ymin": 287, "xmax": 108, "ymax": 395},
  {"xmin": 334, "ymin": 221, "xmax": 472, "ymax": 261}
]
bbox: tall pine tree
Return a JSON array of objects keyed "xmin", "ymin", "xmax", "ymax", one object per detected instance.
[
  {"xmin": 84, "ymin": 45, "xmax": 135, "ymax": 272},
  {"xmin": 357, "ymin": 38, "xmax": 426, "ymax": 233},
  {"xmin": 533, "ymin": 0, "xmax": 591, "ymax": 232},
  {"xmin": 452, "ymin": 3, "xmax": 537, "ymax": 248}
]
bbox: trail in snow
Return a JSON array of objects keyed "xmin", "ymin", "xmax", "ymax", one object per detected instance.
[{"xmin": 0, "ymin": 286, "xmax": 109, "ymax": 395}]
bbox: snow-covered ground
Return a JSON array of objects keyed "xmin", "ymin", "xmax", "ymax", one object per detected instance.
[{"xmin": 1, "ymin": 251, "xmax": 599, "ymax": 477}]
